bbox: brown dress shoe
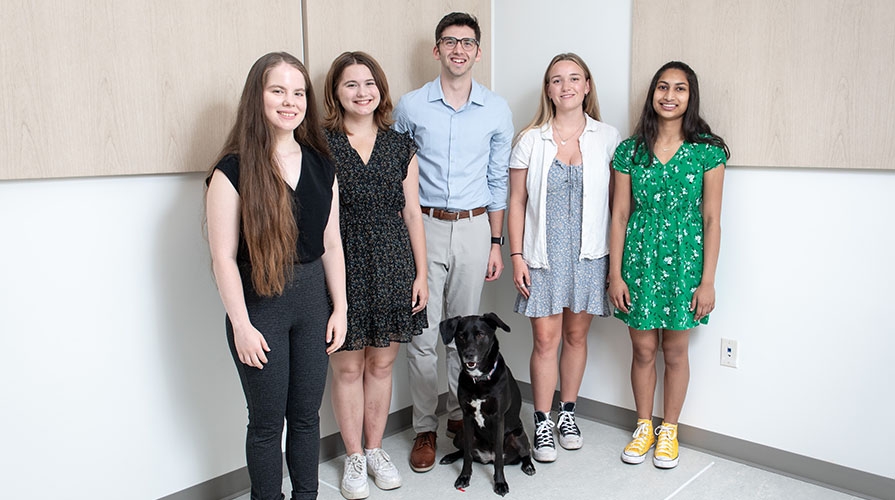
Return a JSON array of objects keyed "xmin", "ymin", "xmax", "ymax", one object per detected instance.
[
  {"xmin": 446, "ymin": 418, "xmax": 463, "ymax": 438},
  {"xmin": 410, "ymin": 431, "xmax": 437, "ymax": 472}
]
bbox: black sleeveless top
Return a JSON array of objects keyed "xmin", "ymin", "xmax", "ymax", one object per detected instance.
[{"xmin": 211, "ymin": 147, "xmax": 335, "ymax": 265}]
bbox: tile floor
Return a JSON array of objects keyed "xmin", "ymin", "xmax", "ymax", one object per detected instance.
[{"xmin": 231, "ymin": 404, "xmax": 862, "ymax": 500}]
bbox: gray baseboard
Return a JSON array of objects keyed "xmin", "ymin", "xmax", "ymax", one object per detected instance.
[
  {"xmin": 164, "ymin": 389, "xmax": 893, "ymax": 500},
  {"xmin": 516, "ymin": 382, "xmax": 893, "ymax": 500},
  {"xmin": 160, "ymin": 394, "xmax": 447, "ymax": 500}
]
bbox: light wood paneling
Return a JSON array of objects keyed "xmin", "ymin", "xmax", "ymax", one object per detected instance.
[
  {"xmin": 302, "ymin": 0, "xmax": 491, "ymax": 113},
  {"xmin": 632, "ymin": 0, "xmax": 895, "ymax": 169},
  {"xmin": 0, "ymin": 1, "xmax": 303, "ymax": 179}
]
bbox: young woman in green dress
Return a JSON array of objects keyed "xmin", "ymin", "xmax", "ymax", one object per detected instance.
[{"xmin": 608, "ymin": 61, "xmax": 729, "ymax": 469}]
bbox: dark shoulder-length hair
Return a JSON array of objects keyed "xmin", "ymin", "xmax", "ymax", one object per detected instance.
[
  {"xmin": 207, "ymin": 51, "xmax": 329, "ymax": 297},
  {"xmin": 632, "ymin": 61, "xmax": 729, "ymax": 163},
  {"xmin": 323, "ymin": 51, "xmax": 394, "ymax": 133}
]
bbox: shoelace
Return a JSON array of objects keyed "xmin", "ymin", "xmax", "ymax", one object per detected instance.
[
  {"xmin": 534, "ymin": 418, "xmax": 556, "ymax": 447},
  {"xmin": 655, "ymin": 425, "xmax": 676, "ymax": 456},
  {"xmin": 556, "ymin": 411, "xmax": 581, "ymax": 436},
  {"xmin": 414, "ymin": 433, "xmax": 435, "ymax": 450},
  {"xmin": 367, "ymin": 449, "xmax": 394, "ymax": 472},
  {"xmin": 345, "ymin": 454, "xmax": 365, "ymax": 479},
  {"xmin": 627, "ymin": 421, "xmax": 652, "ymax": 450}
]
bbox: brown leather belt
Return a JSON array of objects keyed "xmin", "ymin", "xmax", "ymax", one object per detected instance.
[{"xmin": 421, "ymin": 206, "xmax": 487, "ymax": 221}]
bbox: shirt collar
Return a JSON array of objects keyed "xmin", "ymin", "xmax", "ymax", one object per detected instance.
[{"xmin": 427, "ymin": 76, "xmax": 485, "ymax": 107}]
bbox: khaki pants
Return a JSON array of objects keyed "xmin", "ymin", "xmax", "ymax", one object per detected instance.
[{"xmin": 407, "ymin": 211, "xmax": 492, "ymax": 433}]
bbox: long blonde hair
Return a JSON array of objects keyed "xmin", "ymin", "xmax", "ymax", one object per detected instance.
[{"xmin": 515, "ymin": 53, "xmax": 602, "ymax": 144}]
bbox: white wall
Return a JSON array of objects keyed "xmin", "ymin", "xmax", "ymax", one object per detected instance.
[
  {"xmin": 1, "ymin": 3, "xmax": 891, "ymax": 499},
  {"xmin": 0, "ymin": 175, "xmax": 229, "ymax": 498},
  {"xmin": 492, "ymin": 0, "xmax": 895, "ymax": 480}
]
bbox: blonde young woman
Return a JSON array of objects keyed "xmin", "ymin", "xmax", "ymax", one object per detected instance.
[
  {"xmin": 322, "ymin": 51, "xmax": 428, "ymax": 500},
  {"xmin": 609, "ymin": 61, "xmax": 728, "ymax": 469},
  {"xmin": 205, "ymin": 52, "xmax": 347, "ymax": 500},
  {"xmin": 507, "ymin": 53, "xmax": 620, "ymax": 463}
]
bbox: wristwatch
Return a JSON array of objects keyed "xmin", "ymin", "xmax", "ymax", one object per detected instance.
[{"xmin": 491, "ymin": 236, "xmax": 504, "ymax": 246}]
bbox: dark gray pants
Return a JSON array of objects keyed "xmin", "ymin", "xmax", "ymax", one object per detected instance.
[{"xmin": 227, "ymin": 259, "xmax": 330, "ymax": 500}]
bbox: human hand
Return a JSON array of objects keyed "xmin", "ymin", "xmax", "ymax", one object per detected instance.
[
  {"xmin": 690, "ymin": 283, "xmax": 715, "ymax": 321},
  {"xmin": 485, "ymin": 245, "xmax": 504, "ymax": 282},
  {"xmin": 325, "ymin": 309, "xmax": 347, "ymax": 355},
  {"xmin": 511, "ymin": 254, "xmax": 531, "ymax": 299},
  {"xmin": 411, "ymin": 276, "xmax": 429, "ymax": 314},
  {"xmin": 233, "ymin": 324, "xmax": 271, "ymax": 369},
  {"xmin": 607, "ymin": 277, "xmax": 631, "ymax": 313}
]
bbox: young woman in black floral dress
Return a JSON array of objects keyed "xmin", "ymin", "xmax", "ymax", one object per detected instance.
[{"xmin": 322, "ymin": 51, "xmax": 428, "ymax": 499}]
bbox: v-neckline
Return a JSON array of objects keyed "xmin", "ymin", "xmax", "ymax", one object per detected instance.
[
  {"xmin": 655, "ymin": 142, "xmax": 684, "ymax": 167},
  {"xmin": 282, "ymin": 145, "xmax": 302, "ymax": 192},
  {"xmin": 348, "ymin": 129, "xmax": 380, "ymax": 167}
]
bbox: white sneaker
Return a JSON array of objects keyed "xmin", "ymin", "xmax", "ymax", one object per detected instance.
[
  {"xmin": 532, "ymin": 411, "xmax": 557, "ymax": 462},
  {"xmin": 365, "ymin": 447, "xmax": 402, "ymax": 490},
  {"xmin": 556, "ymin": 401, "xmax": 583, "ymax": 450},
  {"xmin": 340, "ymin": 453, "xmax": 369, "ymax": 499}
]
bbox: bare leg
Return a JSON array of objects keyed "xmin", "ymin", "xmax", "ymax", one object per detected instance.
[
  {"xmin": 629, "ymin": 328, "xmax": 660, "ymax": 420},
  {"xmin": 330, "ymin": 349, "xmax": 366, "ymax": 455},
  {"xmin": 529, "ymin": 314, "xmax": 563, "ymax": 412},
  {"xmin": 660, "ymin": 329, "xmax": 691, "ymax": 424},
  {"xmin": 558, "ymin": 309, "xmax": 595, "ymax": 403},
  {"xmin": 361, "ymin": 343, "xmax": 401, "ymax": 449}
]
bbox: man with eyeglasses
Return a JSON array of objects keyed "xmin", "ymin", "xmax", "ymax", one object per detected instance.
[{"xmin": 393, "ymin": 11, "xmax": 514, "ymax": 474}]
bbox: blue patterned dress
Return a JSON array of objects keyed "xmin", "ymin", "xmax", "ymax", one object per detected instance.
[{"xmin": 515, "ymin": 158, "xmax": 610, "ymax": 318}]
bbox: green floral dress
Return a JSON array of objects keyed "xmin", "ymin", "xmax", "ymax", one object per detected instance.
[{"xmin": 612, "ymin": 138, "xmax": 726, "ymax": 330}]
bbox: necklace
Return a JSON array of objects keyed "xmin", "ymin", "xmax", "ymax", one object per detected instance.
[
  {"xmin": 659, "ymin": 139, "xmax": 683, "ymax": 152},
  {"xmin": 554, "ymin": 119, "xmax": 585, "ymax": 146}
]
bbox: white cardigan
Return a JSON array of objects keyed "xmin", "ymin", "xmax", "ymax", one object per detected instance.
[{"xmin": 510, "ymin": 115, "xmax": 621, "ymax": 269}]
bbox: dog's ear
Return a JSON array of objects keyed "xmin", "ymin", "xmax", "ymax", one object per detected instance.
[
  {"xmin": 481, "ymin": 312, "xmax": 511, "ymax": 333},
  {"xmin": 440, "ymin": 316, "xmax": 461, "ymax": 345}
]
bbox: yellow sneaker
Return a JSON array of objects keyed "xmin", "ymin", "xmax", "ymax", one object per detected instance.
[
  {"xmin": 653, "ymin": 422, "xmax": 679, "ymax": 469},
  {"xmin": 621, "ymin": 419, "xmax": 655, "ymax": 464}
]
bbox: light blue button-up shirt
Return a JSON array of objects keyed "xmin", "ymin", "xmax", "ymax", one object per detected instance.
[{"xmin": 393, "ymin": 77, "xmax": 513, "ymax": 212}]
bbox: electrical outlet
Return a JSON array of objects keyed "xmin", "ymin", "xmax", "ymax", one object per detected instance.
[{"xmin": 720, "ymin": 338, "xmax": 738, "ymax": 368}]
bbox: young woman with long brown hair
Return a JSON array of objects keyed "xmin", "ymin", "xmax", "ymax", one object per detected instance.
[{"xmin": 205, "ymin": 51, "xmax": 347, "ymax": 500}]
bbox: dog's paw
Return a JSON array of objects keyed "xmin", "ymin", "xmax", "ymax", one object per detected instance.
[
  {"xmin": 441, "ymin": 450, "xmax": 463, "ymax": 464},
  {"xmin": 493, "ymin": 481, "xmax": 509, "ymax": 496},
  {"xmin": 454, "ymin": 474, "xmax": 471, "ymax": 490},
  {"xmin": 521, "ymin": 458, "xmax": 536, "ymax": 476}
]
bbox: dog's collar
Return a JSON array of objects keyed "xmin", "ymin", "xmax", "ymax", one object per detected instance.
[{"xmin": 470, "ymin": 358, "xmax": 499, "ymax": 382}]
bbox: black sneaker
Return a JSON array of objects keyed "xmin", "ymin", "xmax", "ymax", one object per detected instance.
[
  {"xmin": 556, "ymin": 401, "xmax": 583, "ymax": 450},
  {"xmin": 532, "ymin": 411, "xmax": 557, "ymax": 462}
]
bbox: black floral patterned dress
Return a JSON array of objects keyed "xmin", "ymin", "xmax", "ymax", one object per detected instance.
[{"xmin": 325, "ymin": 128, "xmax": 427, "ymax": 351}]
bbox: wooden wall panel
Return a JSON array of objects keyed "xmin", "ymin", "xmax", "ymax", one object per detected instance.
[
  {"xmin": 632, "ymin": 0, "xmax": 895, "ymax": 169},
  {"xmin": 302, "ymin": 0, "xmax": 491, "ymax": 113},
  {"xmin": 0, "ymin": 0, "xmax": 303, "ymax": 179}
]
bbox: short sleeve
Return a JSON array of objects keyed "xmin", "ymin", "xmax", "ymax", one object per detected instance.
[
  {"xmin": 702, "ymin": 143, "xmax": 727, "ymax": 172},
  {"xmin": 509, "ymin": 130, "xmax": 534, "ymax": 170},
  {"xmin": 612, "ymin": 138, "xmax": 635, "ymax": 174},
  {"xmin": 397, "ymin": 130, "xmax": 418, "ymax": 166},
  {"xmin": 209, "ymin": 154, "xmax": 240, "ymax": 190}
]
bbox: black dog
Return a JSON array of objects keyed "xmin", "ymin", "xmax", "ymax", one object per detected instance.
[{"xmin": 439, "ymin": 312, "xmax": 536, "ymax": 496}]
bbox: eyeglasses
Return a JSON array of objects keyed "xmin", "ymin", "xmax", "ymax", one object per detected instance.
[{"xmin": 438, "ymin": 36, "xmax": 479, "ymax": 51}]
